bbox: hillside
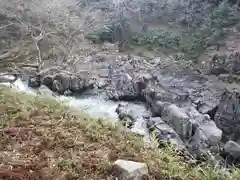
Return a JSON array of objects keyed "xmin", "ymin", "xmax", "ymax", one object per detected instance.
[
  {"xmin": 1, "ymin": 85, "xmax": 239, "ymax": 180},
  {"xmin": 1, "ymin": 0, "xmax": 240, "ymax": 179}
]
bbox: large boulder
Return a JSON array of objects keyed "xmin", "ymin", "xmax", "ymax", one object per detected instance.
[
  {"xmin": 223, "ymin": 141, "xmax": 240, "ymax": 159},
  {"xmin": 153, "ymin": 102, "xmax": 223, "ymax": 157},
  {"xmin": 52, "ymin": 73, "xmax": 71, "ymax": 93},
  {"xmin": 28, "ymin": 75, "xmax": 41, "ymax": 88},
  {"xmin": 112, "ymin": 159, "xmax": 148, "ymax": 180},
  {"xmin": 116, "ymin": 103, "xmax": 151, "ymax": 130},
  {"xmin": 42, "ymin": 72, "xmax": 94, "ymax": 95},
  {"xmin": 147, "ymin": 117, "xmax": 186, "ymax": 149},
  {"xmin": 214, "ymin": 89, "xmax": 240, "ymax": 142},
  {"xmin": 187, "ymin": 121, "xmax": 222, "ymax": 157},
  {"xmin": 116, "ymin": 103, "xmax": 135, "ymax": 128},
  {"xmin": 161, "ymin": 104, "xmax": 193, "ymax": 140},
  {"xmin": 221, "ymin": 140, "xmax": 240, "ymax": 166},
  {"xmin": 142, "ymin": 86, "xmax": 191, "ymax": 117},
  {"xmin": 160, "ymin": 103, "xmax": 219, "ymax": 140},
  {"xmin": 107, "ymin": 73, "xmax": 152, "ymax": 101}
]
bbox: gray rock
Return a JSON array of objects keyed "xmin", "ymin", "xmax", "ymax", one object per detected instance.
[
  {"xmin": 160, "ymin": 103, "xmax": 219, "ymax": 140},
  {"xmin": 116, "ymin": 102, "xmax": 151, "ymax": 130},
  {"xmin": 116, "ymin": 103, "xmax": 135, "ymax": 128},
  {"xmin": 151, "ymin": 102, "xmax": 222, "ymax": 157},
  {"xmin": 147, "ymin": 117, "xmax": 186, "ymax": 149},
  {"xmin": 28, "ymin": 76, "xmax": 41, "ymax": 88},
  {"xmin": 112, "ymin": 159, "xmax": 148, "ymax": 180},
  {"xmin": 223, "ymin": 141, "xmax": 240, "ymax": 159},
  {"xmin": 198, "ymin": 121, "xmax": 222, "ymax": 146},
  {"xmin": 42, "ymin": 75, "xmax": 53, "ymax": 88},
  {"xmin": 70, "ymin": 75, "xmax": 82, "ymax": 92},
  {"xmin": 64, "ymin": 89, "xmax": 72, "ymax": 96},
  {"xmin": 43, "ymin": 72, "xmax": 94, "ymax": 94},
  {"xmin": 209, "ymin": 51, "xmax": 240, "ymax": 75},
  {"xmin": 53, "ymin": 73, "xmax": 71, "ymax": 93},
  {"xmin": 214, "ymin": 89, "xmax": 240, "ymax": 142},
  {"xmin": 107, "ymin": 73, "xmax": 152, "ymax": 101},
  {"xmin": 143, "ymin": 88, "xmax": 180, "ymax": 116},
  {"xmin": 161, "ymin": 104, "xmax": 193, "ymax": 140},
  {"xmin": 187, "ymin": 121, "xmax": 222, "ymax": 156},
  {"xmin": 52, "ymin": 79, "xmax": 63, "ymax": 93}
]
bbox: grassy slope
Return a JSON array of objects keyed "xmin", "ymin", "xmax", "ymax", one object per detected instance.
[{"xmin": 0, "ymin": 86, "xmax": 239, "ymax": 180}]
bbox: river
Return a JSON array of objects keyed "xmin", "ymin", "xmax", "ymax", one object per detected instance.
[{"xmin": 1, "ymin": 76, "xmax": 151, "ymax": 136}]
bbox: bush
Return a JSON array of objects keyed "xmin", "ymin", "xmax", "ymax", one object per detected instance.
[
  {"xmin": 132, "ymin": 28, "xmax": 181, "ymax": 52},
  {"xmin": 130, "ymin": 1, "xmax": 240, "ymax": 59},
  {"xmin": 179, "ymin": 1, "xmax": 240, "ymax": 59}
]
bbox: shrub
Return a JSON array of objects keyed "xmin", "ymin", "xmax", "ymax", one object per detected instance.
[
  {"xmin": 179, "ymin": 1, "xmax": 240, "ymax": 59},
  {"xmin": 132, "ymin": 28, "xmax": 181, "ymax": 52}
]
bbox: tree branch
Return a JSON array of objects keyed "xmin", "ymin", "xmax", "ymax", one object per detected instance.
[{"xmin": 31, "ymin": 31, "xmax": 44, "ymax": 72}]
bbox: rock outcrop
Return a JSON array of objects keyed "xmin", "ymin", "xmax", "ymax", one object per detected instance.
[
  {"xmin": 116, "ymin": 102, "xmax": 151, "ymax": 129},
  {"xmin": 107, "ymin": 73, "xmax": 152, "ymax": 101},
  {"xmin": 209, "ymin": 51, "xmax": 240, "ymax": 75},
  {"xmin": 42, "ymin": 72, "xmax": 94, "ymax": 95},
  {"xmin": 223, "ymin": 141, "xmax": 240, "ymax": 159},
  {"xmin": 116, "ymin": 103, "xmax": 135, "ymax": 128},
  {"xmin": 12, "ymin": 52, "xmax": 240, "ymax": 165},
  {"xmin": 147, "ymin": 117, "xmax": 186, "ymax": 149},
  {"xmin": 187, "ymin": 121, "xmax": 222, "ymax": 157},
  {"xmin": 214, "ymin": 89, "xmax": 240, "ymax": 142},
  {"xmin": 151, "ymin": 102, "xmax": 222, "ymax": 157},
  {"xmin": 221, "ymin": 140, "xmax": 240, "ymax": 166}
]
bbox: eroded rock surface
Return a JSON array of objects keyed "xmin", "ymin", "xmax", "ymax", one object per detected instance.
[
  {"xmin": 187, "ymin": 121, "xmax": 222, "ymax": 157},
  {"xmin": 42, "ymin": 72, "xmax": 94, "ymax": 95},
  {"xmin": 107, "ymin": 72, "xmax": 152, "ymax": 101},
  {"xmin": 151, "ymin": 102, "xmax": 222, "ymax": 157}
]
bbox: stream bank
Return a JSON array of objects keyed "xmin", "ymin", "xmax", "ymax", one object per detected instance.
[{"xmin": 2, "ymin": 53, "xmax": 240, "ymax": 167}]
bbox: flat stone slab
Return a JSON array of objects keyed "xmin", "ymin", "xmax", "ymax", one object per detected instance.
[{"xmin": 113, "ymin": 159, "xmax": 148, "ymax": 180}]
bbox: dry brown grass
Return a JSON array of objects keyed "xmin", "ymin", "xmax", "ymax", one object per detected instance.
[{"xmin": 0, "ymin": 86, "xmax": 239, "ymax": 180}]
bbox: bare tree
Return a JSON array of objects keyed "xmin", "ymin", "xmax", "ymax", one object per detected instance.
[{"xmin": 0, "ymin": 0, "xmax": 98, "ymax": 82}]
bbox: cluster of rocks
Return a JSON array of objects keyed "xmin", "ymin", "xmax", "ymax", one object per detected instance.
[
  {"xmin": 115, "ymin": 85, "xmax": 240, "ymax": 166},
  {"xmin": 106, "ymin": 72, "xmax": 152, "ymax": 101},
  {"xmin": 20, "ymin": 53, "xmax": 240, "ymax": 167},
  {"xmin": 105, "ymin": 58, "xmax": 240, "ymax": 166},
  {"xmin": 42, "ymin": 72, "xmax": 95, "ymax": 95},
  {"xmin": 27, "ymin": 68, "xmax": 96, "ymax": 95},
  {"xmin": 115, "ymin": 99, "xmax": 223, "ymax": 160},
  {"xmin": 209, "ymin": 51, "xmax": 240, "ymax": 75}
]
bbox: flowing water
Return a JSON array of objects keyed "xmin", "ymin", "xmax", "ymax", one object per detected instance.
[{"xmin": 1, "ymin": 76, "xmax": 150, "ymax": 136}]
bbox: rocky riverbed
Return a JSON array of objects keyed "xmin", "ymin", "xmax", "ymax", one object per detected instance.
[{"xmin": 2, "ymin": 52, "xmax": 240, "ymax": 167}]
